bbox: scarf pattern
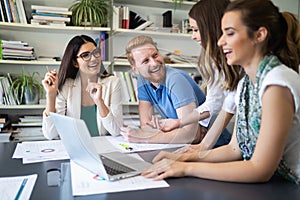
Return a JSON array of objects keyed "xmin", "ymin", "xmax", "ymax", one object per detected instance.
[{"xmin": 236, "ymin": 55, "xmax": 299, "ymax": 184}]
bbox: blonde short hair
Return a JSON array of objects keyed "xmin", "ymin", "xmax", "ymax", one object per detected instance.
[{"xmin": 126, "ymin": 35, "xmax": 157, "ymax": 66}]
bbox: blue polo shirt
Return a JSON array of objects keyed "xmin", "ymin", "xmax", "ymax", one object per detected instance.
[{"xmin": 137, "ymin": 66, "xmax": 206, "ymax": 119}]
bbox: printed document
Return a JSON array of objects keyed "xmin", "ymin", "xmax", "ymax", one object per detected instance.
[
  {"xmin": 0, "ymin": 174, "xmax": 37, "ymax": 200},
  {"xmin": 70, "ymin": 160, "xmax": 169, "ymax": 196},
  {"xmin": 12, "ymin": 140, "xmax": 69, "ymax": 164}
]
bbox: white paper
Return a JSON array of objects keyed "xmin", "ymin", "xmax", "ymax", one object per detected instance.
[
  {"xmin": 93, "ymin": 136, "xmax": 187, "ymax": 153},
  {"xmin": 70, "ymin": 160, "xmax": 169, "ymax": 196},
  {"xmin": 12, "ymin": 140, "xmax": 69, "ymax": 164},
  {"xmin": 0, "ymin": 174, "xmax": 37, "ymax": 200}
]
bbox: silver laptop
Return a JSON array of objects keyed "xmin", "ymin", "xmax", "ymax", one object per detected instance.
[{"xmin": 49, "ymin": 112, "xmax": 151, "ymax": 181}]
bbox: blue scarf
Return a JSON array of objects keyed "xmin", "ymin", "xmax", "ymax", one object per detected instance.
[{"xmin": 236, "ymin": 55, "xmax": 298, "ymax": 184}]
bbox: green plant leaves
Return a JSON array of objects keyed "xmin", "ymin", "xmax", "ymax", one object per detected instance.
[
  {"xmin": 70, "ymin": 0, "xmax": 109, "ymax": 26},
  {"xmin": 9, "ymin": 67, "xmax": 44, "ymax": 104}
]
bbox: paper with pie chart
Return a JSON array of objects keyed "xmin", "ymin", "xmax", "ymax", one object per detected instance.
[{"xmin": 12, "ymin": 140, "xmax": 69, "ymax": 164}]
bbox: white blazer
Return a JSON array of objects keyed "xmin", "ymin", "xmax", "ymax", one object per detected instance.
[{"xmin": 42, "ymin": 74, "xmax": 123, "ymax": 139}]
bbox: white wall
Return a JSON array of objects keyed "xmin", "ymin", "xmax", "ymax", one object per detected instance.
[{"xmin": 272, "ymin": 0, "xmax": 300, "ymax": 17}]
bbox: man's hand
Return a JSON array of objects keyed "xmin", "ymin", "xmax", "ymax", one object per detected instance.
[{"xmin": 120, "ymin": 125, "xmax": 160, "ymax": 143}]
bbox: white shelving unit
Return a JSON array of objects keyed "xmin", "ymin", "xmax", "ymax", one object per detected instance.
[{"xmin": 1, "ymin": 0, "xmax": 298, "ymax": 116}]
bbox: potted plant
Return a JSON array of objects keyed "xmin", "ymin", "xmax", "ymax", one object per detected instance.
[
  {"xmin": 69, "ymin": 0, "xmax": 109, "ymax": 27},
  {"xmin": 9, "ymin": 68, "xmax": 44, "ymax": 105}
]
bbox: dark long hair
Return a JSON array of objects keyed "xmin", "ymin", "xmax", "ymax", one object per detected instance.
[
  {"xmin": 58, "ymin": 35, "xmax": 110, "ymax": 91},
  {"xmin": 189, "ymin": 0, "xmax": 242, "ymax": 91},
  {"xmin": 225, "ymin": 0, "xmax": 300, "ymax": 73}
]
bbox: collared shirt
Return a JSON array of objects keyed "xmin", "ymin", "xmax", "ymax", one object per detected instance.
[{"xmin": 137, "ymin": 66, "xmax": 206, "ymax": 119}]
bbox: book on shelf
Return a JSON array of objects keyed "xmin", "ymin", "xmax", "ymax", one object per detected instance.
[
  {"xmin": 8, "ymin": 0, "xmax": 19, "ymax": 23},
  {"xmin": 0, "ymin": 0, "xmax": 6, "ymax": 22},
  {"xmin": 114, "ymin": 71, "xmax": 138, "ymax": 103},
  {"xmin": 1, "ymin": 44, "xmax": 33, "ymax": 51},
  {"xmin": 129, "ymin": 11, "xmax": 153, "ymax": 30},
  {"xmin": 0, "ymin": 75, "xmax": 18, "ymax": 105},
  {"xmin": 2, "ymin": 55, "xmax": 36, "ymax": 60},
  {"xmin": 113, "ymin": 6, "xmax": 129, "ymax": 29},
  {"xmin": 121, "ymin": 6, "xmax": 129, "ymax": 29},
  {"xmin": 32, "ymin": 14, "xmax": 70, "ymax": 22},
  {"xmin": 2, "ymin": 49, "xmax": 34, "ymax": 56},
  {"xmin": 0, "ymin": 78, "xmax": 3, "ymax": 105},
  {"xmin": 12, "ymin": 121, "xmax": 42, "ymax": 127},
  {"xmin": 19, "ymin": 115, "xmax": 42, "ymax": 123},
  {"xmin": 31, "ymin": 5, "xmax": 70, "ymax": 13},
  {"xmin": 113, "ymin": 71, "xmax": 131, "ymax": 103},
  {"xmin": 15, "ymin": 0, "xmax": 27, "ymax": 24},
  {"xmin": 112, "ymin": 7, "xmax": 153, "ymax": 30},
  {"xmin": 98, "ymin": 32, "xmax": 109, "ymax": 61},
  {"xmin": 112, "ymin": 5, "xmax": 119, "ymax": 30},
  {"xmin": 135, "ymin": 21, "xmax": 153, "ymax": 30},
  {"xmin": 3, "ymin": 0, "xmax": 12, "ymax": 22}
]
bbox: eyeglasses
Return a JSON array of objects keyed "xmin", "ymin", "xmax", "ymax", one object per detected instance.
[{"xmin": 77, "ymin": 48, "xmax": 101, "ymax": 61}]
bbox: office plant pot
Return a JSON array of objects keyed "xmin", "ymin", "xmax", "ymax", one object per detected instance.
[{"xmin": 24, "ymin": 87, "xmax": 39, "ymax": 105}]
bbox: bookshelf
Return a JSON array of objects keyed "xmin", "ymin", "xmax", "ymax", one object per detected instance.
[{"xmin": 0, "ymin": 0, "xmax": 299, "ymax": 116}]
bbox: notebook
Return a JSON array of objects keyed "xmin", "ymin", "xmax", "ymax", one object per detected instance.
[{"xmin": 49, "ymin": 112, "xmax": 151, "ymax": 181}]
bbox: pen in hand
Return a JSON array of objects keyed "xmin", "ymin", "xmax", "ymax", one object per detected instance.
[{"xmin": 46, "ymin": 66, "xmax": 56, "ymax": 86}]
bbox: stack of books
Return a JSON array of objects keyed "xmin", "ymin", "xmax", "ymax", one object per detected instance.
[
  {"xmin": 10, "ymin": 115, "xmax": 45, "ymax": 141},
  {"xmin": 30, "ymin": 5, "xmax": 71, "ymax": 26},
  {"xmin": 17, "ymin": 115, "xmax": 43, "ymax": 127},
  {"xmin": 0, "ymin": 39, "xmax": 35, "ymax": 60}
]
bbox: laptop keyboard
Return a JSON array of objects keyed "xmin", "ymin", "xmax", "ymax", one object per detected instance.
[{"xmin": 100, "ymin": 155, "xmax": 135, "ymax": 176}]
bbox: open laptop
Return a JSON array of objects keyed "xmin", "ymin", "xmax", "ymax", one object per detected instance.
[{"xmin": 49, "ymin": 112, "xmax": 151, "ymax": 181}]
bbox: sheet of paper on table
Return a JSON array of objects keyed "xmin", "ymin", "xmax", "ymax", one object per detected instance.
[{"xmin": 70, "ymin": 159, "xmax": 169, "ymax": 196}]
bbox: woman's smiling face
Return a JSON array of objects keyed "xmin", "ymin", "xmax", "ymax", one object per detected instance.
[{"xmin": 218, "ymin": 11, "xmax": 257, "ymax": 67}]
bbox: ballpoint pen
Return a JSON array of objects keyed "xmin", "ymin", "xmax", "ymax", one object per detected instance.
[{"xmin": 15, "ymin": 178, "xmax": 28, "ymax": 200}]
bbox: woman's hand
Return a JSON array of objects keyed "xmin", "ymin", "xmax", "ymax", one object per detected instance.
[
  {"xmin": 152, "ymin": 150, "xmax": 187, "ymax": 163},
  {"xmin": 42, "ymin": 69, "xmax": 58, "ymax": 99},
  {"xmin": 141, "ymin": 158, "xmax": 188, "ymax": 180},
  {"xmin": 86, "ymin": 79, "xmax": 103, "ymax": 105}
]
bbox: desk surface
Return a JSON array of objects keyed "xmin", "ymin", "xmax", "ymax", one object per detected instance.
[{"xmin": 1, "ymin": 142, "xmax": 300, "ymax": 200}]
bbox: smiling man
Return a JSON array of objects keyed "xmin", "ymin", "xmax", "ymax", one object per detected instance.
[{"xmin": 121, "ymin": 35, "xmax": 206, "ymax": 144}]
